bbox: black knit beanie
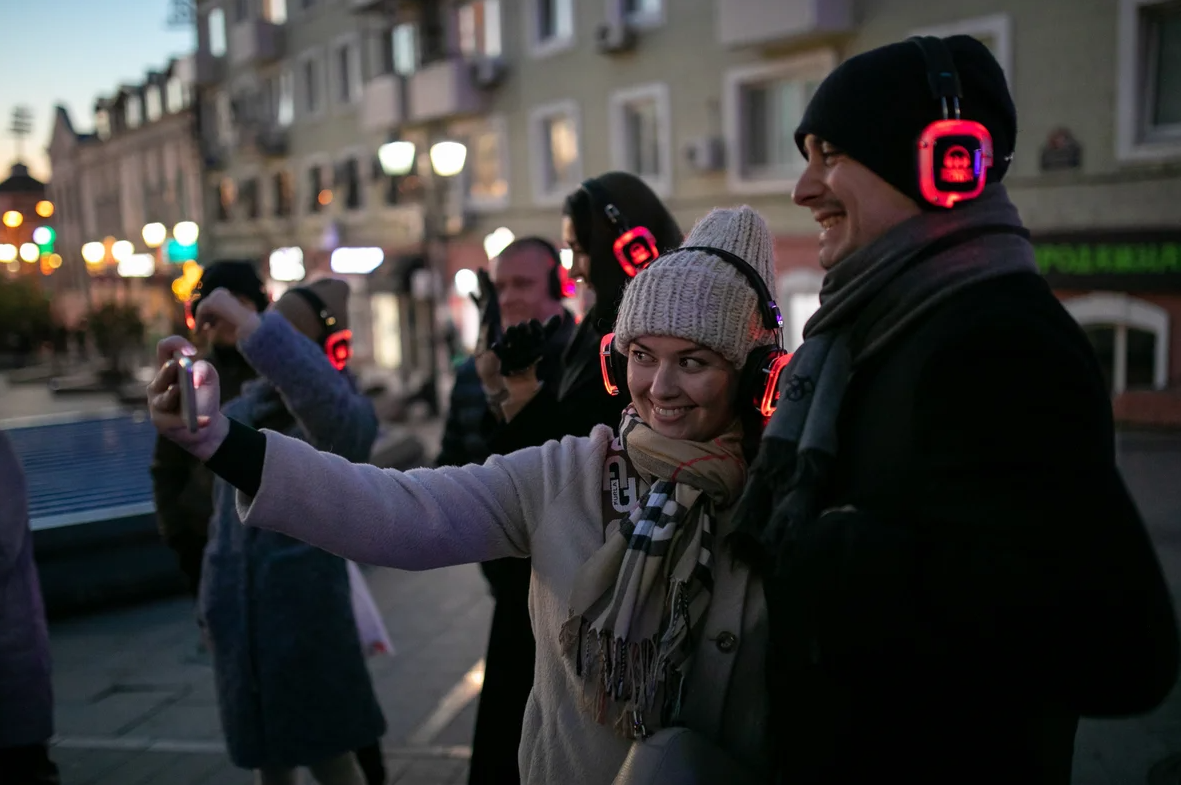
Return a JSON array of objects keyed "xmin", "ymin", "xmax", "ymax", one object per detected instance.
[
  {"xmin": 795, "ymin": 35, "xmax": 1017, "ymax": 208},
  {"xmin": 192, "ymin": 260, "xmax": 270, "ymax": 312}
]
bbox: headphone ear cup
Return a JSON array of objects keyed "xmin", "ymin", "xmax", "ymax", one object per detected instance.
[
  {"xmin": 599, "ymin": 333, "xmax": 628, "ymax": 396},
  {"xmin": 739, "ymin": 346, "xmax": 791, "ymax": 418}
]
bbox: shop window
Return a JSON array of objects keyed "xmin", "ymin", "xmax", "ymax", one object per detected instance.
[{"xmin": 1065, "ymin": 292, "xmax": 1170, "ymax": 393}]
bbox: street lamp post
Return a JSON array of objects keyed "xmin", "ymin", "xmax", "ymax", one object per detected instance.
[{"xmin": 378, "ymin": 137, "xmax": 467, "ymax": 414}]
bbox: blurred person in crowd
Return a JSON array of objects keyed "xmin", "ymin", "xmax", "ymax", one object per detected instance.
[
  {"xmin": 192, "ymin": 280, "xmax": 387, "ymax": 785},
  {"xmin": 436, "ymin": 237, "xmax": 576, "ymax": 785},
  {"xmin": 731, "ymin": 35, "xmax": 1180, "ymax": 784},
  {"xmin": 151, "ymin": 260, "xmax": 269, "ymax": 597},
  {"xmin": 475, "ymin": 171, "xmax": 683, "ymax": 454},
  {"xmin": 0, "ymin": 431, "xmax": 60, "ymax": 785},
  {"xmin": 148, "ymin": 206, "xmax": 786, "ymax": 784}
]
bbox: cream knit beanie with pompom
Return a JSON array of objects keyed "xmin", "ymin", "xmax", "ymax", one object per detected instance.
[{"xmin": 614, "ymin": 205, "xmax": 779, "ymax": 369}]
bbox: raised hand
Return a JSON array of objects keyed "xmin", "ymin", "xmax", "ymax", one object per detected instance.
[
  {"xmin": 492, "ymin": 315, "xmax": 562, "ymax": 377},
  {"xmin": 194, "ymin": 287, "xmax": 262, "ymax": 343},
  {"xmin": 471, "ymin": 269, "xmax": 503, "ymax": 353},
  {"xmin": 147, "ymin": 336, "xmax": 230, "ymax": 461}
]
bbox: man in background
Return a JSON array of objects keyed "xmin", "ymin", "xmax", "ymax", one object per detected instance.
[{"xmin": 435, "ymin": 237, "xmax": 574, "ymax": 785}]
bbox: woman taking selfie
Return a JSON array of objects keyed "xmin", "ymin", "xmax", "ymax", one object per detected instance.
[{"xmin": 148, "ymin": 207, "xmax": 785, "ymax": 785}]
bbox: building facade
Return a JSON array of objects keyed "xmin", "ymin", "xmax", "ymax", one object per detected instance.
[
  {"xmin": 47, "ymin": 56, "xmax": 204, "ymax": 340},
  {"xmin": 191, "ymin": 0, "xmax": 1181, "ymax": 419}
]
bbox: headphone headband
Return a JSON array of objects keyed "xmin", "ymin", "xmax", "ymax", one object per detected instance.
[
  {"xmin": 673, "ymin": 245, "xmax": 783, "ymax": 333},
  {"xmin": 909, "ymin": 35, "xmax": 962, "ymax": 120},
  {"xmin": 288, "ymin": 286, "xmax": 339, "ymax": 338},
  {"xmin": 580, "ymin": 178, "xmax": 631, "ymax": 232}
]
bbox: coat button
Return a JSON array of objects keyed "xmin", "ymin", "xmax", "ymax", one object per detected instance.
[{"xmin": 715, "ymin": 631, "xmax": 738, "ymax": 653}]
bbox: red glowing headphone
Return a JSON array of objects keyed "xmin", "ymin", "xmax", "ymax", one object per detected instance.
[
  {"xmin": 599, "ymin": 246, "xmax": 793, "ymax": 420},
  {"xmin": 289, "ymin": 286, "xmax": 353, "ymax": 371},
  {"xmin": 910, "ymin": 35, "xmax": 995, "ymax": 209},
  {"xmin": 580, "ymin": 178, "xmax": 660, "ymax": 277}
]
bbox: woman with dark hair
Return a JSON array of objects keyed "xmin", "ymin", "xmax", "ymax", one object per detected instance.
[{"xmin": 476, "ymin": 171, "xmax": 684, "ymax": 452}]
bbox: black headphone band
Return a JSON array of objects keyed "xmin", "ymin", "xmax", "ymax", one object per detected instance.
[
  {"xmin": 674, "ymin": 245, "xmax": 782, "ymax": 332},
  {"xmin": 580, "ymin": 178, "xmax": 631, "ymax": 234},
  {"xmin": 909, "ymin": 36, "xmax": 962, "ymax": 101},
  {"xmin": 499, "ymin": 236, "xmax": 565, "ymax": 299},
  {"xmin": 287, "ymin": 286, "xmax": 339, "ymax": 343}
]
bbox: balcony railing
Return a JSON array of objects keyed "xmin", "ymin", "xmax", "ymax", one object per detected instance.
[
  {"xmin": 716, "ymin": 0, "xmax": 853, "ymax": 48},
  {"xmin": 361, "ymin": 74, "xmax": 406, "ymax": 133},
  {"xmin": 406, "ymin": 58, "xmax": 490, "ymax": 124},
  {"xmin": 230, "ymin": 20, "xmax": 284, "ymax": 67}
]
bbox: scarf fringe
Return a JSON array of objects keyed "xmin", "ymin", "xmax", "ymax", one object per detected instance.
[{"xmin": 560, "ymin": 579, "xmax": 698, "ymax": 739}]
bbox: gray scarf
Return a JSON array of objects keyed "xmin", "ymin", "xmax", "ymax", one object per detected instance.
[{"xmin": 732, "ymin": 184, "xmax": 1038, "ymax": 564}]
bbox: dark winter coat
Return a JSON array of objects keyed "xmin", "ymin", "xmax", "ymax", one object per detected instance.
[
  {"xmin": 198, "ymin": 313, "xmax": 386, "ymax": 770},
  {"xmin": 0, "ymin": 431, "xmax": 53, "ymax": 749},
  {"xmin": 765, "ymin": 273, "xmax": 1179, "ymax": 784}
]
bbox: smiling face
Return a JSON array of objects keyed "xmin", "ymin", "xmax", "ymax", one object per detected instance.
[
  {"xmin": 792, "ymin": 134, "xmax": 922, "ymax": 270},
  {"xmin": 626, "ymin": 335, "xmax": 740, "ymax": 442}
]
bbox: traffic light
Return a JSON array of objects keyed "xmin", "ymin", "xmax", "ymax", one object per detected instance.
[{"xmin": 32, "ymin": 226, "xmax": 55, "ymax": 255}]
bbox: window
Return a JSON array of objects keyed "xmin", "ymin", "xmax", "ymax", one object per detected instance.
[
  {"xmin": 166, "ymin": 76, "xmax": 187, "ymax": 112},
  {"xmin": 530, "ymin": 101, "xmax": 581, "ymax": 203},
  {"xmin": 95, "ymin": 109, "xmax": 111, "ymax": 141},
  {"xmin": 277, "ymin": 70, "xmax": 294, "ymax": 126},
  {"xmin": 459, "ymin": 1, "xmax": 503, "ymax": 58},
  {"xmin": 1063, "ymin": 292, "xmax": 1171, "ymax": 393},
  {"xmin": 624, "ymin": 0, "xmax": 663, "ymax": 24},
  {"xmin": 263, "ymin": 0, "xmax": 287, "ymax": 24},
  {"xmin": 218, "ymin": 178, "xmax": 236, "ymax": 221},
  {"xmin": 392, "ymin": 23, "xmax": 418, "ymax": 76},
  {"xmin": 725, "ymin": 51, "xmax": 836, "ymax": 194},
  {"xmin": 466, "ymin": 117, "xmax": 509, "ymax": 208},
  {"xmin": 1118, "ymin": 0, "xmax": 1181, "ymax": 160},
  {"xmin": 910, "ymin": 13, "xmax": 1013, "ymax": 86},
  {"xmin": 531, "ymin": 0, "xmax": 574, "ymax": 55},
  {"xmin": 273, "ymin": 170, "xmax": 294, "ymax": 216},
  {"xmin": 233, "ymin": 0, "xmax": 249, "ymax": 23},
  {"xmin": 609, "ymin": 83, "xmax": 671, "ymax": 195},
  {"xmin": 777, "ymin": 270, "xmax": 823, "ymax": 351},
  {"xmin": 145, "ymin": 87, "xmax": 162, "ymax": 122},
  {"xmin": 307, "ymin": 164, "xmax": 326, "ymax": 213},
  {"xmin": 301, "ymin": 54, "xmax": 324, "ymax": 116},
  {"xmin": 125, "ymin": 95, "xmax": 143, "ymax": 128},
  {"xmin": 334, "ymin": 39, "xmax": 362, "ymax": 104},
  {"xmin": 209, "ymin": 8, "xmax": 227, "ymax": 57},
  {"xmin": 338, "ymin": 157, "xmax": 362, "ymax": 210},
  {"xmin": 240, "ymin": 178, "xmax": 260, "ymax": 220}
]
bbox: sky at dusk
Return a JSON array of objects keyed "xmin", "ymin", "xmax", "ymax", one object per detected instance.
[{"xmin": 0, "ymin": 0, "xmax": 195, "ymax": 183}]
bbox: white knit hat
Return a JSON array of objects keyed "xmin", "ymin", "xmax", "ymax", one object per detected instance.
[{"xmin": 614, "ymin": 206, "xmax": 779, "ymax": 369}]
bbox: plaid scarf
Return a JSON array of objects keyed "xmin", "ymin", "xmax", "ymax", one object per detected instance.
[{"xmin": 559, "ymin": 405, "xmax": 747, "ymax": 739}]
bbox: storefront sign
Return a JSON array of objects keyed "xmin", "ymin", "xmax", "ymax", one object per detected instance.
[{"xmin": 1035, "ymin": 231, "xmax": 1181, "ymax": 292}]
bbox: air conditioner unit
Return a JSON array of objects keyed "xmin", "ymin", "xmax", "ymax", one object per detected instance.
[
  {"xmin": 684, "ymin": 136, "xmax": 725, "ymax": 172},
  {"xmin": 471, "ymin": 56, "xmax": 508, "ymax": 88},
  {"xmin": 596, "ymin": 22, "xmax": 636, "ymax": 54}
]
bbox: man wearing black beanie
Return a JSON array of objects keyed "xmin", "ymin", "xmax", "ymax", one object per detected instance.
[{"xmin": 731, "ymin": 36, "xmax": 1179, "ymax": 785}]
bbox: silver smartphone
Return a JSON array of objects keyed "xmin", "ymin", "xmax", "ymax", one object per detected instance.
[{"xmin": 175, "ymin": 353, "xmax": 199, "ymax": 433}]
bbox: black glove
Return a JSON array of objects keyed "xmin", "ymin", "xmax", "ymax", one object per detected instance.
[
  {"xmin": 492, "ymin": 316, "xmax": 562, "ymax": 377},
  {"xmin": 470, "ymin": 269, "xmax": 503, "ymax": 352}
]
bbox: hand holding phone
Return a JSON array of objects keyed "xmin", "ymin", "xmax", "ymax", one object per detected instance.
[{"xmin": 174, "ymin": 352, "xmax": 199, "ymax": 434}]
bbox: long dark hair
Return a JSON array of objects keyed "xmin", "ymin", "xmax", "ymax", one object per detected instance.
[{"xmin": 563, "ymin": 172, "xmax": 683, "ymax": 329}]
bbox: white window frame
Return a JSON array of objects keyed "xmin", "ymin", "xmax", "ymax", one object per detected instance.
[
  {"xmin": 910, "ymin": 13, "xmax": 1014, "ymax": 89},
  {"xmin": 330, "ymin": 34, "xmax": 363, "ymax": 108},
  {"xmin": 336, "ymin": 145, "xmax": 371, "ymax": 214},
  {"xmin": 608, "ymin": 82, "xmax": 673, "ymax": 197},
  {"xmin": 392, "ymin": 22, "xmax": 419, "ymax": 77},
  {"xmin": 724, "ymin": 48, "xmax": 837, "ymax": 196},
  {"xmin": 529, "ymin": 99, "xmax": 583, "ymax": 206},
  {"xmin": 1064, "ymin": 292, "xmax": 1171, "ymax": 392},
  {"xmin": 527, "ymin": 0, "xmax": 575, "ymax": 59},
  {"xmin": 1117, "ymin": 0, "xmax": 1181, "ymax": 162},
  {"xmin": 276, "ymin": 67, "xmax": 295, "ymax": 127},
  {"xmin": 297, "ymin": 49, "xmax": 327, "ymax": 120},
  {"xmin": 459, "ymin": 114, "xmax": 511, "ymax": 212},
  {"xmin": 777, "ymin": 269, "xmax": 824, "ymax": 352}
]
